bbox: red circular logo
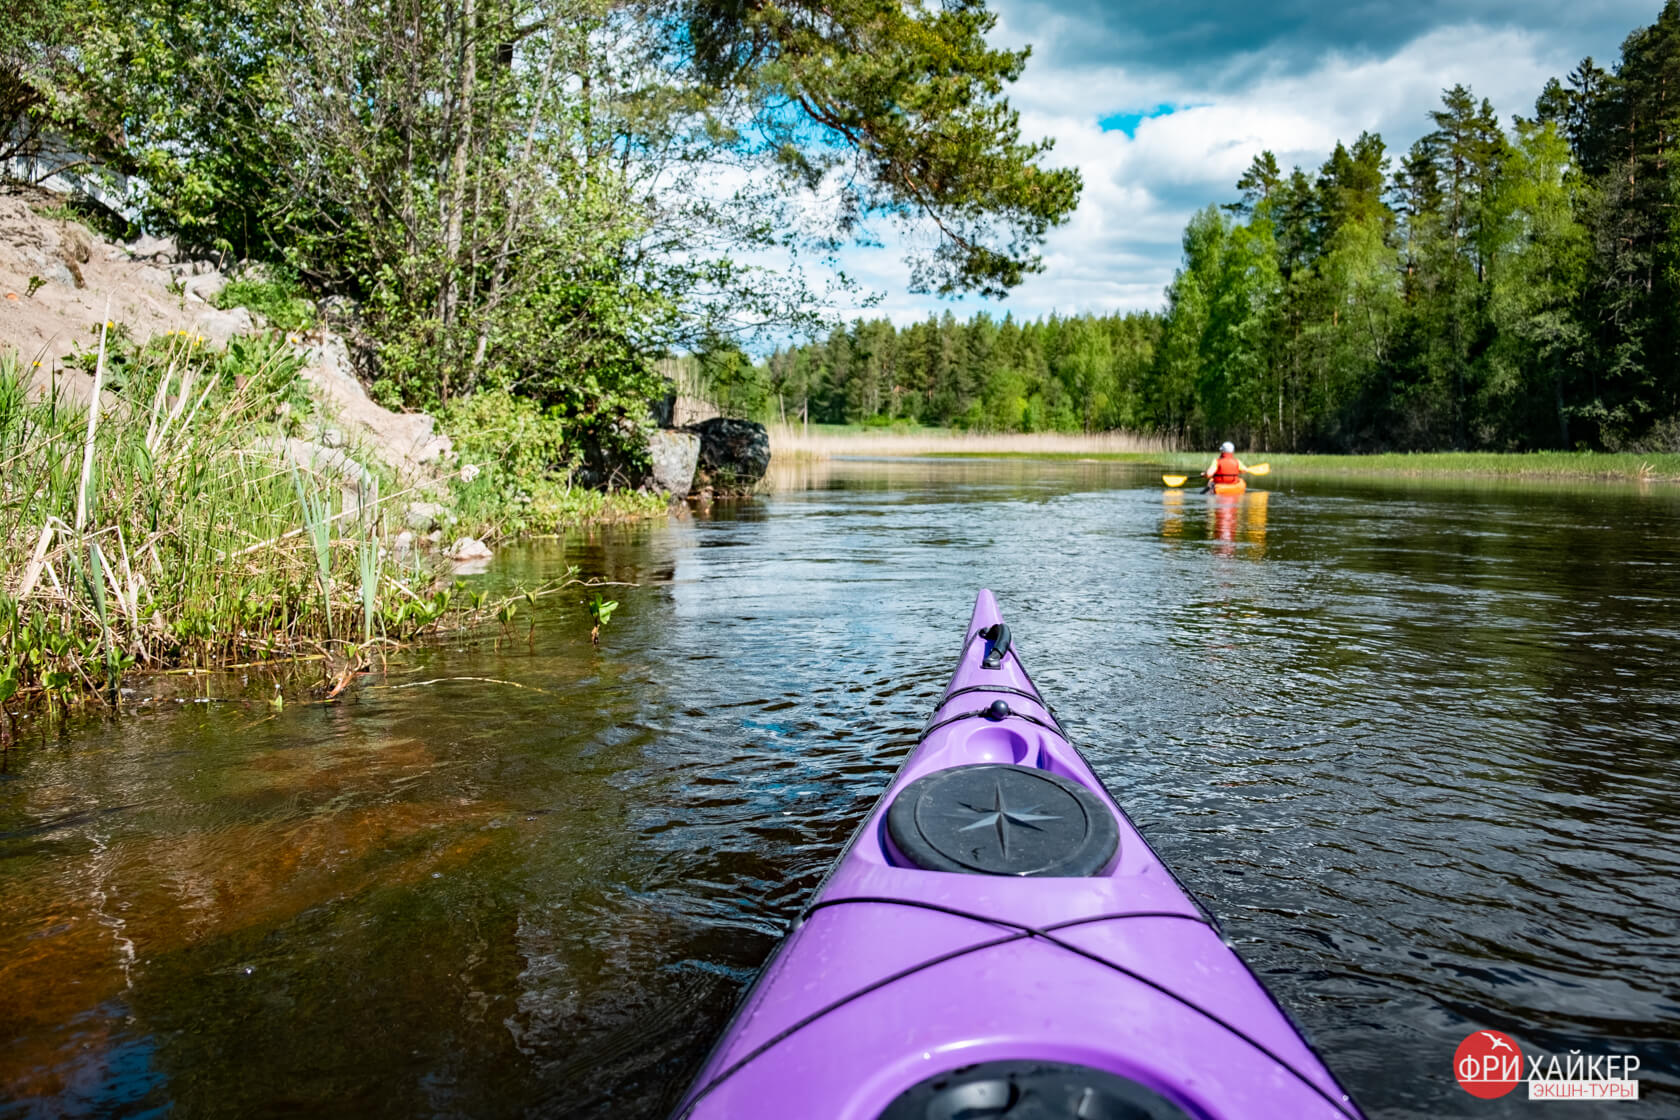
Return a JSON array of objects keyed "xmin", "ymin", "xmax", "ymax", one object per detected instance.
[{"xmin": 1454, "ymin": 1030, "xmax": 1525, "ymax": 1098}]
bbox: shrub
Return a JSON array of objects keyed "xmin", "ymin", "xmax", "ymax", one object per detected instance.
[{"xmin": 216, "ymin": 267, "xmax": 317, "ymax": 332}]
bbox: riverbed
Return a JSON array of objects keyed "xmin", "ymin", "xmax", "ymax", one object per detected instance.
[{"xmin": 2, "ymin": 458, "xmax": 1677, "ymax": 1118}]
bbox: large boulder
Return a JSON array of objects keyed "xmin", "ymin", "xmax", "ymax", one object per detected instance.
[
  {"xmin": 685, "ymin": 417, "xmax": 770, "ymax": 493},
  {"xmin": 647, "ymin": 429, "xmax": 700, "ymax": 496}
]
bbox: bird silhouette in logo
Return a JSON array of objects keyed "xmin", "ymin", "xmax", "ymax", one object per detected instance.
[{"xmin": 1480, "ymin": 1032, "xmax": 1515, "ymax": 1053}]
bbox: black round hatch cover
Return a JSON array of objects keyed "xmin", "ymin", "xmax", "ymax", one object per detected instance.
[
  {"xmin": 886, "ymin": 764, "xmax": 1119, "ymax": 877},
  {"xmin": 878, "ymin": 1059, "xmax": 1194, "ymax": 1120}
]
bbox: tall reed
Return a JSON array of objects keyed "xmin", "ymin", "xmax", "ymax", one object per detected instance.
[
  {"xmin": 0, "ymin": 335, "xmax": 438, "ymax": 705},
  {"xmin": 767, "ymin": 424, "xmax": 1177, "ymax": 459}
]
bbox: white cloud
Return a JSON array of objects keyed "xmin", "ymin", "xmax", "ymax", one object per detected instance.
[{"xmin": 811, "ymin": 16, "xmax": 1614, "ymax": 332}]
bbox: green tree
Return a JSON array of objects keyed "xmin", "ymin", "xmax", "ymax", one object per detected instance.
[
  {"xmin": 1482, "ymin": 120, "xmax": 1589, "ymax": 446},
  {"xmin": 682, "ymin": 0, "xmax": 1082, "ymax": 296}
]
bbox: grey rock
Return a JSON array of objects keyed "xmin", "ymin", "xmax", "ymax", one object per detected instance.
[
  {"xmin": 42, "ymin": 260, "xmax": 77, "ymax": 288},
  {"xmin": 390, "ymin": 530, "xmax": 416, "ymax": 558},
  {"xmin": 684, "ymin": 417, "xmax": 771, "ymax": 493},
  {"xmin": 125, "ymin": 234, "xmax": 177, "ymax": 262},
  {"xmin": 448, "ymin": 537, "xmax": 493, "ymax": 562},
  {"xmin": 192, "ymin": 306, "xmax": 255, "ymax": 348},
  {"xmin": 318, "ymin": 295, "xmax": 361, "ymax": 328},
  {"xmin": 183, "ymin": 272, "xmax": 227, "ymax": 303},
  {"xmin": 646, "ymin": 429, "xmax": 700, "ymax": 496},
  {"xmin": 299, "ymin": 332, "xmax": 453, "ymax": 479},
  {"xmin": 404, "ymin": 501, "xmax": 451, "ymax": 532},
  {"xmin": 320, "ymin": 427, "xmax": 346, "ymax": 449},
  {"xmin": 260, "ymin": 437, "xmax": 374, "ymax": 514},
  {"xmin": 134, "ymin": 265, "xmax": 172, "ymax": 290}
]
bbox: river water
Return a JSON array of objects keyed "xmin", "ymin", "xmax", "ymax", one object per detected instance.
[{"xmin": 2, "ymin": 458, "xmax": 1677, "ymax": 1119}]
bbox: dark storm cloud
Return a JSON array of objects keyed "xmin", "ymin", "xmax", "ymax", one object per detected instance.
[{"xmin": 1005, "ymin": 0, "xmax": 1659, "ymax": 83}]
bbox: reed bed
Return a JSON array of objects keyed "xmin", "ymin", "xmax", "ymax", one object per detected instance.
[
  {"xmin": 0, "ymin": 334, "xmax": 516, "ymax": 710},
  {"xmin": 767, "ymin": 425, "xmax": 1680, "ymax": 483},
  {"xmin": 768, "ymin": 424, "xmax": 1176, "ymax": 459}
]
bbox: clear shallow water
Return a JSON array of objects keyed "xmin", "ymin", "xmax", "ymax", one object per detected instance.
[{"xmin": 2, "ymin": 458, "xmax": 1677, "ymax": 1119}]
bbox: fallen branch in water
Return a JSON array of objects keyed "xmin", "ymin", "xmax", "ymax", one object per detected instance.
[{"xmin": 379, "ymin": 676, "xmax": 554, "ymax": 694}]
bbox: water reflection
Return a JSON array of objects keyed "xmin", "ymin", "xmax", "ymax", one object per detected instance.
[
  {"xmin": 2, "ymin": 459, "xmax": 1678, "ymax": 1119},
  {"xmin": 1161, "ymin": 488, "xmax": 1270, "ymax": 559}
]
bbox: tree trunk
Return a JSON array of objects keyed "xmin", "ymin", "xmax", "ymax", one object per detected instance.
[{"xmin": 439, "ymin": 0, "xmax": 479, "ymax": 400}]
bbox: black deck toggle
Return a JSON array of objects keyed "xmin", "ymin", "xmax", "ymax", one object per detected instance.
[{"xmin": 979, "ymin": 623, "xmax": 1012, "ymax": 669}]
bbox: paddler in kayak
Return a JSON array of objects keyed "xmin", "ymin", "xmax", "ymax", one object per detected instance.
[{"xmin": 1203, "ymin": 441, "xmax": 1251, "ymax": 493}]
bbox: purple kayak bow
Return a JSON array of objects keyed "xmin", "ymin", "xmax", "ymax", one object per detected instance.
[{"xmin": 674, "ymin": 590, "xmax": 1363, "ymax": 1120}]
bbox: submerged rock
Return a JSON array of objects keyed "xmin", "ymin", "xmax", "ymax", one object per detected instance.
[
  {"xmin": 684, "ymin": 417, "xmax": 770, "ymax": 493},
  {"xmin": 448, "ymin": 537, "xmax": 492, "ymax": 562}
]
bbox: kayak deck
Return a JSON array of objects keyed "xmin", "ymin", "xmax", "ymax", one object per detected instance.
[{"xmin": 674, "ymin": 591, "xmax": 1360, "ymax": 1120}]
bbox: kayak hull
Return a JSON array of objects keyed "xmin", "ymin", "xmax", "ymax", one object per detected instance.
[
  {"xmin": 674, "ymin": 591, "xmax": 1359, "ymax": 1120},
  {"xmin": 1211, "ymin": 478, "xmax": 1247, "ymax": 495}
]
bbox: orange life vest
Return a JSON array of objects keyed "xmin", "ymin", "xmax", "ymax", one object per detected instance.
[{"xmin": 1212, "ymin": 451, "xmax": 1241, "ymax": 484}]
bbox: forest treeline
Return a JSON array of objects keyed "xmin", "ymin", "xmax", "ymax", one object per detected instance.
[{"xmin": 758, "ymin": 2, "xmax": 1680, "ymax": 451}]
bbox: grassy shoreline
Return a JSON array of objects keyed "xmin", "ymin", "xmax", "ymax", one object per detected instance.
[
  {"xmin": 0, "ymin": 338, "xmax": 664, "ymax": 713},
  {"xmin": 766, "ymin": 424, "xmax": 1173, "ymax": 460},
  {"xmin": 922, "ymin": 449, "xmax": 1680, "ymax": 481},
  {"xmin": 766, "ymin": 426, "xmax": 1680, "ymax": 482}
]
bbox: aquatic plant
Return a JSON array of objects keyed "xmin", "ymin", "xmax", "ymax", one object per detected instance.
[{"xmin": 587, "ymin": 592, "xmax": 618, "ymax": 646}]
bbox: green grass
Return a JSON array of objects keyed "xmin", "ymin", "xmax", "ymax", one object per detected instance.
[
  {"xmin": 916, "ymin": 450, "xmax": 1162, "ymax": 462},
  {"xmin": 0, "ymin": 335, "xmax": 604, "ymax": 710},
  {"xmin": 913, "ymin": 448, "xmax": 1680, "ymax": 481}
]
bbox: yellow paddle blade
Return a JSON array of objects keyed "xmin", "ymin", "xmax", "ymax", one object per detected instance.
[
  {"xmin": 1248, "ymin": 462, "xmax": 1271, "ymax": 475},
  {"xmin": 1162, "ymin": 474, "xmax": 1189, "ymax": 487}
]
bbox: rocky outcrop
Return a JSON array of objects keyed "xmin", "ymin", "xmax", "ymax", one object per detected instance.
[
  {"xmin": 647, "ymin": 429, "xmax": 700, "ymax": 496},
  {"xmin": 297, "ymin": 331, "xmax": 452, "ymax": 483},
  {"xmin": 685, "ymin": 417, "xmax": 771, "ymax": 493}
]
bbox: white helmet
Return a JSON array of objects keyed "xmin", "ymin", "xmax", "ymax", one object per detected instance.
[{"xmin": 1220, "ymin": 441, "xmax": 1235, "ymax": 453}]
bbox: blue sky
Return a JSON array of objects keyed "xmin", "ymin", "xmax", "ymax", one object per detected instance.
[{"xmin": 817, "ymin": 0, "xmax": 1658, "ymax": 330}]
